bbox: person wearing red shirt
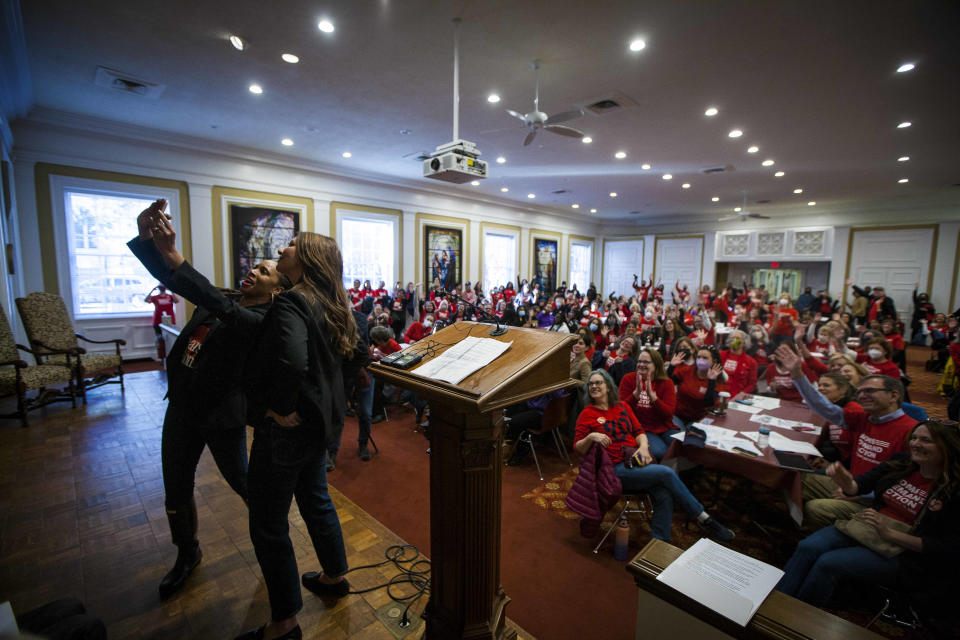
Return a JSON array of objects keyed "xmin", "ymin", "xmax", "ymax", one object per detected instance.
[
  {"xmin": 768, "ymin": 295, "xmax": 798, "ymax": 347},
  {"xmin": 146, "ymin": 284, "xmax": 179, "ymax": 331},
  {"xmin": 857, "ymin": 338, "xmax": 901, "ymax": 379},
  {"xmin": 764, "ymin": 343, "xmax": 816, "ymax": 402},
  {"xmin": 720, "ymin": 330, "xmax": 758, "ymax": 398},
  {"xmin": 502, "ymin": 282, "xmax": 516, "ymax": 303},
  {"xmin": 404, "ymin": 314, "xmax": 434, "ymax": 343},
  {"xmin": 369, "ymin": 325, "xmax": 402, "ymax": 425},
  {"xmin": 668, "ymin": 347, "xmax": 725, "ymax": 427},
  {"xmin": 574, "ymin": 370, "xmax": 734, "ymax": 542},
  {"xmin": 618, "ymin": 348, "xmax": 678, "ymax": 460},
  {"xmin": 880, "ymin": 318, "xmax": 905, "ymax": 352}
]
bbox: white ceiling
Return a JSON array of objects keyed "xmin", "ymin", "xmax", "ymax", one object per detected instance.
[{"xmin": 17, "ymin": 0, "xmax": 960, "ymax": 224}]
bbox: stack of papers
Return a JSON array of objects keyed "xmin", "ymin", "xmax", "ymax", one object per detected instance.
[
  {"xmin": 728, "ymin": 402, "xmax": 764, "ymax": 415},
  {"xmin": 413, "ymin": 337, "xmax": 512, "ymax": 384},
  {"xmin": 671, "ymin": 423, "xmax": 762, "ymax": 456},
  {"xmin": 749, "ymin": 414, "xmax": 820, "ymax": 433},
  {"xmin": 657, "ymin": 539, "xmax": 784, "ymax": 626},
  {"xmin": 739, "ymin": 431, "xmax": 822, "ymax": 456},
  {"xmin": 740, "ymin": 395, "xmax": 781, "ymax": 410}
]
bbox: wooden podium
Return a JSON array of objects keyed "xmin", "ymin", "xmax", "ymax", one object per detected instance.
[{"xmin": 370, "ymin": 322, "xmax": 578, "ymax": 640}]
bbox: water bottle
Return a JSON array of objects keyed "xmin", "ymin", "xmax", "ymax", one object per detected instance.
[
  {"xmin": 758, "ymin": 427, "xmax": 770, "ymax": 449},
  {"xmin": 613, "ymin": 517, "xmax": 630, "ymax": 561}
]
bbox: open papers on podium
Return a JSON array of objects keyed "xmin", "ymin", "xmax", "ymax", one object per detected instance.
[
  {"xmin": 655, "ymin": 538, "xmax": 784, "ymax": 626},
  {"xmin": 413, "ymin": 336, "xmax": 512, "ymax": 385}
]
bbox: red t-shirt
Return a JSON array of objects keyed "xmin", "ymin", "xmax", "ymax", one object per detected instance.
[
  {"xmin": 858, "ymin": 356, "xmax": 901, "ymax": 379},
  {"xmin": 764, "ymin": 364, "xmax": 816, "ymax": 402},
  {"xmin": 673, "ymin": 365, "xmax": 723, "ymax": 423},
  {"xmin": 770, "ymin": 307, "xmax": 798, "ymax": 336},
  {"xmin": 404, "ymin": 322, "xmax": 429, "ymax": 343},
  {"xmin": 618, "ymin": 374, "xmax": 677, "ymax": 435},
  {"xmin": 379, "ymin": 339, "xmax": 401, "ymax": 356},
  {"xmin": 688, "ymin": 329, "xmax": 715, "ymax": 346},
  {"xmin": 574, "ymin": 402, "xmax": 643, "ymax": 465},
  {"xmin": 879, "ymin": 470, "xmax": 935, "ymax": 524},
  {"xmin": 842, "ymin": 406, "xmax": 917, "ymax": 476},
  {"xmin": 883, "ymin": 333, "xmax": 905, "ymax": 351},
  {"xmin": 808, "ymin": 339, "xmax": 831, "ymax": 356},
  {"xmin": 720, "ymin": 351, "xmax": 758, "ymax": 398},
  {"xmin": 147, "ymin": 293, "xmax": 176, "ymax": 325}
]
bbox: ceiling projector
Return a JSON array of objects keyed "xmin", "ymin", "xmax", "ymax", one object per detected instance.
[{"xmin": 423, "ymin": 139, "xmax": 488, "ymax": 184}]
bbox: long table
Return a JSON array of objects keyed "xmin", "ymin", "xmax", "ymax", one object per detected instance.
[{"xmin": 662, "ymin": 394, "xmax": 824, "ymax": 524}]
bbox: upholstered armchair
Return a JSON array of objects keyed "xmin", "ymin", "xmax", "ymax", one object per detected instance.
[
  {"xmin": 15, "ymin": 292, "xmax": 125, "ymax": 404},
  {"xmin": 0, "ymin": 303, "xmax": 78, "ymax": 426}
]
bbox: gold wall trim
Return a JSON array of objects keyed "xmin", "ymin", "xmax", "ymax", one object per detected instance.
[
  {"xmin": 566, "ymin": 233, "xmax": 596, "ymax": 287},
  {"xmin": 33, "ymin": 163, "xmax": 192, "ymax": 295},
  {"xmin": 528, "ymin": 228, "xmax": 563, "ymax": 288},
  {"xmin": 327, "ymin": 200, "xmax": 403, "ymax": 282},
  {"xmin": 843, "ymin": 224, "xmax": 938, "ymax": 308},
  {"xmin": 652, "ymin": 234, "xmax": 704, "ymax": 286},
  {"xmin": 479, "ymin": 221, "xmax": 522, "ymax": 289},
  {"xmin": 414, "ymin": 212, "xmax": 470, "ymax": 288},
  {"xmin": 211, "ymin": 186, "xmax": 314, "ymax": 288}
]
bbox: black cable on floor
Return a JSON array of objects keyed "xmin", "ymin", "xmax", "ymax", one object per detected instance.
[{"xmin": 341, "ymin": 544, "xmax": 431, "ymax": 623}]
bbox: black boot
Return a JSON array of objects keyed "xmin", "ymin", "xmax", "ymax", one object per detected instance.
[{"xmin": 159, "ymin": 499, "xmax": 202, "ymax": 599}]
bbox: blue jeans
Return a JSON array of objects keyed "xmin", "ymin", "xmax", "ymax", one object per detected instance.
[
  {"xmin": 248, "ymin": 422, "xmax": 348, "ymax": 621},
  {"xmin": 646, "ymin": 430, "xmax": 681, "ymax": 461},
  {"xmin": 615, "ymin": 463, "xmax": 704, "ymax": 542},
  {"xmin": 776, "ymin": 525, "xmax": 900, "ymax": 607}
]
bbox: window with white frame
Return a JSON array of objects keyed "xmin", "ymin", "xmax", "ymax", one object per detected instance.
[
  {"xmin": 569, "ymin": 241, "xmax": 593, "ymax": 292},
  {"xmin": 483, "ymin": 232, "xmax": 517, "ymax": 290},
  {"xmin": 339, "ymin": 215, "xmax": 396, "ymax": 288},
  {"xmin": 63, "ymin": 188, "xmax": 167, "ymax": 317}
]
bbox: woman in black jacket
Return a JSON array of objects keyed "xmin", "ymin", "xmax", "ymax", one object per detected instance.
[
  {"xmin": 130, "ymin": 200, "xmax": 291, "ymax": 599},
  {"xmin": 235, "ymin": 232, "xmax": 362, "ymax": 640},
  {"xmin": 777, "ymin": 420, "xmax": 960, "ymax": 626}
]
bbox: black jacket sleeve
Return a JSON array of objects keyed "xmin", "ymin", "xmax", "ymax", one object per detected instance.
[
  {"xmin": 263, "ymin": 296, "xmax": 311, "ymax": 416},
  {"xmin": 127, "ymin": 236, "xmax": 176, "ymax": 285},
  {"xmin": 167, "ymin": 262, "xmax": 265, "ymax": 331}
]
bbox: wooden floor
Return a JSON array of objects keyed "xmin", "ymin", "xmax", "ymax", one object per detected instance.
[{"xmin": 0, "ymin": 371, "xmax": 538, "ymax": 639}]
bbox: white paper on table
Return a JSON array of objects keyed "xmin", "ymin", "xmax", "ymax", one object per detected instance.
[
  {"xmin": 749, "ymin": 413, "xmax": 820, "ymax": 434},
  {"xmin": 715, "ymin": 439, "xmax": 762, "ymax": 456},
  {"xmin": 656, "ymin": 538, "xmax": 784, "ymax": 626},
  {"xmin": 412, "ymin": 336, "xmax": 512, "ymax": 385},
  {"xmin": 740, "ymin": 395, "xmax": 781, "ymax": 410},
  {"xmin": 768, "ymin": 431, "xmax": 822, "ymax": 456},
  {"xmin": 738, "ymin": 431, "xmax": 761, "ymax": 442},
  {"xmin": 728, "ymin": 402, "xmax": 764, "ymax": 415}
]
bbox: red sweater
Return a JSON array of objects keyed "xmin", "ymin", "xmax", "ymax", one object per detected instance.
[
  {"xmin": 672, "ymin": 365, "xmax": 723, "ymax": 423},
  {"xmin": 618, "ymin": 374, "xmax": 677, "ymax": 435},
  {"xmin": 404, "ymin": 322, "xmax": 429, "ymax": 343},
  {"xmin": 858, "ymin": 356, "xmax": 901, "ymax": 379},
  {"xmin": 764, "ymin": 364, "xmax": 816, "ymax": 402},
  {"xmin": 574, "ymin": 402, "xmax": 643, "ymax": 465},
  {"xmin": 842, "ymin": 406, "xmax": 916, "ymax": 475},
  {"xmin": 719, "ymin": 351, "xmax": 758, "ymax": 398},
  {"xmin": 769, "ymin": 307, "xmax": 798, "ymax": 336}
]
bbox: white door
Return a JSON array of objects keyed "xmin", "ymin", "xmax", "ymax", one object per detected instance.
[
  {"xmin": 602, "ymin": 239, "xmax": 644, "ymax": 299},
  {"xmin": 656, "ymin": 237, "xmax": 704, "ymax": 294},
  {"xmin": 849, "ymin": 227, "xmax": 934, "ymax": 325}
]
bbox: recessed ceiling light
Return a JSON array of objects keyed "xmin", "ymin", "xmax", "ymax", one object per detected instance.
[
  {"xmin": 734, "ymin": 207, "xmax": 742, "ymax": 212},
  {"xmin": 572, "ymin": 204, "xmax": 580, "ymax": 209},
  {"xmin": 281, "ymin": 53, "xmax": 299, "ymax": 63},
  {"xmin": 896, "ymin": 62, "xmax": 915, "ymax": 73},
  {"xmin": 662, "ymin": 174, "xmax": 672, "ymax": 180},
  {"xmin": 487, "ymin": 93, "xmax": 500, "ymax": 103},
  {"xmin": 318, "ymin": 20, "xmax": 335, "ymax": 33},
  {"xmin": 229, "ymin": 35, "xmax": 245, "ymax": 51},
  {"xmin": 711, "ymin": 196, "xmax": 719, "ymax": 202},
  {"xmin": 682, "ymin": 183, "xmax": 691, "ymax": 189},
  {"xmin": 897, "ymin": 121, "xmax": 912, "ymax": 128},
  {"xmin": 615, "ymin": 151, "xmax": 627, "ymax": 159},
  {"xmin": 747, "ymin": 146, "xmax": 759, "ymax": 153},
  {"xmin": 590, "ymin": 208, "xmax": 597, "ymax": 213},
  {"xmin": 248, "ymin": 84, "xmax": 263, "ymax": 94},
  {"xmin": 641, "ymin": 163, "xmax": 651, "ymax": 170},
  {"xmin": 898, "ymin": 178, "xmax": 909, "ymax": 183},
  {"xmin": 581, "ymin": 136, "xmax": 592, "ymax": 144},
  {"xmin": 728, "ymin": 129, "xmax": 743, "ymax": 138},
  {"xmin": 609, "ymin": 192, "xmax": 618, "ymax": 197},
  {"xmin": 342, "ymin": 151, "xmax": 352, "ymax": 158},
  {"xmin": 527, "ymin": 193, "xmax": 536, "ymax": 199},
  {"xmin": 496, "ymin": 156, "xmax": 506, "ymax": 164},
  {"xmin": 281, "ymin": 138, "xmax": 294, "ymax": 146},
  {"xmin": 762, "ymin": 159, "xmax": 775, "ymax": 166},
  {"xmin": 793, "ymin": 188, "xmax": 803, "ymax": 194},
  {"xmin": 500, "ymin": 187, "xmax": 509, "ymax": 192},
  {"xmin": 898, "ymin": 156, "xmax": 910, "ymax": 162},
  {"xmin": 629, "ymin": 38, "xmax": 646, "ymax": 52},
  {"xmin": 704, "ymin": 106, "xmax": 719, "ymax": 117},
  {"xmin": 807, "ymin": 201, "xmax": 816, "ymax": 206},
  {"xmin": 774, "ymin": 171, "xmax": 785, "ymax": 177},
  {"xmin": 471, "ymin": 181, "xmax": 480, "ymax": 186}
]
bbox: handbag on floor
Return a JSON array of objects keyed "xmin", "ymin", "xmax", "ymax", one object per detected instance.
[{"xmin": 835, "ymin": 511, "xmax": 910, "ymax": 558}]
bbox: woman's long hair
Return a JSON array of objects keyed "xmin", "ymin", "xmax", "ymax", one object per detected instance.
[
  {"xmin": 291, "ymin": 232, "xmax": 357, "ymax": 356},
  {"xmin": 884, "ymin": 420, "xmax": 960, "ymax": 504}
]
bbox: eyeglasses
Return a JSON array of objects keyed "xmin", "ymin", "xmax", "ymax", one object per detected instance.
[
  {"xmin": 587, "ymin": 381, "xmax": 605, "ymax": 388},
  {"xmin": 637, "ymin": 360, "xmax": 653, "ymax": 365},
  {"xmin": 856, "ymin": 387, "xmax": 888, "ymax": 395}
]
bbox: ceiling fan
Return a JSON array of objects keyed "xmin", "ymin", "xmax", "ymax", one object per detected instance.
[
  {"xmin": 718, "ymin": 191, "xmax": 770, "ymax": 221},
  {"xmin": 505, "ymin": 60, "xmax": 585, "ymax": 146}
]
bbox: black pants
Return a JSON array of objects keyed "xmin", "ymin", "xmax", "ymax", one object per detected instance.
[
  {"xmin": 161, "ymin": 403, "xmax": 248, "ymax": 510},
  {"xmin": 247, "ymin": 422, "xmax": 348, "ymax": 621},
  {"xmin": 17, "ymin": 597, "xmax": 106, "ymax": 640}
]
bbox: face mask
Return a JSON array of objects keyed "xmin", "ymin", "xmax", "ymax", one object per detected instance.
[
  {"xmin": 519, "ymin": 310, "xmax": 525, "ymax": 316},
  {"xmin": 867, "ymin": 348, "xmax": 884, "ymax": 360},
  {"xmin": 589, "ymin": 324, "xmax": 599, "ymax": 332},
  {"xmin": 779, "ymin": 299, "xmax": 789, "ymax": 306},
  {"xmin": 751, "ymin": 332, "xmax": 762, "ymax": 340},
  {"xmin": 423, "ymin": 321, "xmax": 433, "ymax": 328},
  {"xmin": 645, "ymin": 311, "xmax": 653, "ymax": 319},
  {"xmin": 696, "ymin": 358, "xmax": 711, "ymax": 370},
  {"xmin": 730, "ymin": 339, "xmax": 743, "ymax": 350}
]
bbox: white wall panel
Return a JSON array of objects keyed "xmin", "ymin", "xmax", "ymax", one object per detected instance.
[
  {"xmin": 655, "ymin": 237, "xmax": 704, "ymax": 292},
  {"xmin": 848, "ymin": 227, "xmax": 935, "ymax": 324},
  {"xmin": 602, "ymin": 239, "xmax": 644, "ymax": 299}
]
